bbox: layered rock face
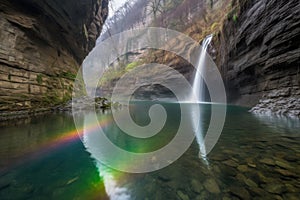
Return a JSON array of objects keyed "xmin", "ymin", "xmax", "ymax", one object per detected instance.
[
  {"xmin": 0, "ymin": 0, "xmax": 108, "ymax": 112},
  {"xmin": 219, "ymin": 0, "xmax": 300, "ymax": 117}
]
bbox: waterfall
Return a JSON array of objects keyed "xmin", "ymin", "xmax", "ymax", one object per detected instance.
[{"xmin": 191, "ymin": 34, "xmax": 213, "ymax": 102}]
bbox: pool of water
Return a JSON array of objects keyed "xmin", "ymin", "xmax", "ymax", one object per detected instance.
[{"xmin": 0, "ymin": 103, "xmax": 299, "ymax": 199}]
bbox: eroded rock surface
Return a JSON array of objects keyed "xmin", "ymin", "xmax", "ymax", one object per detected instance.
[
  {"xmin": 219, "ymin": 0, "xmax": 300, "ymax": 117},
  {"xmin": 0, "ymin": 0, "xmax": 108, "ymax": 113}
]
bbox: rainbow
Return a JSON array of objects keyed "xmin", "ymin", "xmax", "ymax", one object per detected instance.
[{"xmin": 32, "ymin": 114, "xmax": 114, "ymax": 159}]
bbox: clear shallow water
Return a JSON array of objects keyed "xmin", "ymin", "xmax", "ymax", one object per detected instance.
[{"xmin": 0, "ymin": 103, "xmax": 299, "ymax": 199}]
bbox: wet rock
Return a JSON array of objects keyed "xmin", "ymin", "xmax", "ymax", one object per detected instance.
[
  {"xmin": 0, "ymin": 108, "xmax": 52, "ymax": 122},
  {"xmin": 285, "ymin": 184, "xmax": 298, "ymax": 193},
  {"xmin": 244, "ymin": 178, "xmax": 258, "ymax": 188},
  {"xmin": 247, "ymin": 163, "xmax": 256, "ymax": 168},
  {"xmin": 283, "ymin": 193, "xmax": 300, "ymax": 200},
  {"xmin": 248, "ymin": 187, "xmax": 268, "ymax": 197},
  {"xmin": 213, "ymin": 165, "xmax": 221, "ymax": 173},
  {"xmin": 245, "ymin": 158, "xmax": 256, "ymax": 168},
  {"xmin": 229, "ymin": 186, "xmax": 250, "ymax": 200},
  {"xmin": 209, "ymin": 154, "xmax": 227, "ymax": 161},
  {"xmin": 195, "ymin": 191, "xmax": 209, "ymax": 200},
  {"xmin": 275, "ymin": 160, "xmax": 294, "ymax": 170},
  {"xmin": 236, "ymin": 173, "xmax": 247, "ymax": 183},
  {"xmin": 284, "ymin": 155, "xmax": 299, "ymax": 162},
  {"xmin": 55, "ymin": 96, "xmax": 113, "ymax": 111},
  {"xmin": 219, "ymin": 165, "xmax": 237, "ymax": 177},
  {"xmin": 223, "ymin": 149, "xmax": 237, "ymax": 155},
  {"xmin": 237, "ymin": 165, "xmax": 249, "ymax": 172},
  {"xmin": 257, "ymin": 172, "xmax": 273, "ymax": 183},
  {"xmin": 223, "ymin": 160, "xmax": 238, "ymax": 167},
  {"xmin": 259, "ymin": 158, "xmax": 275, "ymax": 166},
  {"xmin": 265, "ymin": 183, "xmax": 286, "ymax": 194},
  {"xmin": 191, "ymin": 179, "xmax": 203, "ymax": 194},
  {"xmin": 274, "ymin": 168, "xmax": 297, "ymax": 178},
  {"xmin": 177, "ymin": 190, "xmax": 189, "ymax": 200},
  {"xmin": 250, "ymin": 95, "xmax": 300, "ymax": 118},
  {"xmin": 203, "ymin": 178, "xmax": 220, "ymax": 194},
  {"xmin": 157, "ymin": 174, "xmax": 171, "ymax": 182},
  {"xmin": 274, "ymin": 195, "xmax": 284, "ymax": 200},
  {"xmin": 167, "ymin": 180, "xmax": 179, "ymax": 190}
]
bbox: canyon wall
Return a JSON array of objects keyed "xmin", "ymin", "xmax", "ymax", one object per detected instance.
[
  {"xmin": 94, "ymin": 0, "xmax": 300, "ymax": 117},
  {"xmin": 219, "ymin": 0, "xmax": 300, "ymax": 116},
  {"xmin": 97, "ymin": 0, "xmax": 229, "ymax": 100},
  {"xmin": 0, "ymin": 0, "xmax": 108, "ymax": 113}
]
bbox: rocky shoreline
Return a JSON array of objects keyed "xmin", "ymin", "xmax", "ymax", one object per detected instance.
[
  {"xmin": 53, "ymin": 96, "xmax": 113, "ymax": 112},
  {"xmin": 0, "ymin": 108, "xmax": 52, "ymax": 125},
  {"xmin": 250, "ymin": 88, "xmax": 300, "ymax": 118},
  {"xmin": 1, "ymin": 92, "xmax": 299, "ymax": 126},
  {"xmin": 0, "ymin": 96, "xmax": 116, "ymax": 126}
]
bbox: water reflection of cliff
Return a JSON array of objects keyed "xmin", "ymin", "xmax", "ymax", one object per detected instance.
[{"xmin": 0, "ymin": 113, "xmax": 74, "ymax": 169}]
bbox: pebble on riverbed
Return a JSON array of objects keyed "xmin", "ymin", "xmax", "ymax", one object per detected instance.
[
  {"xmin": 203, "ymin": 178, "xmax": 220, "ymax": 194},
  {"xmin": 177, "ymin": 190, "xmax": 189, "ymax": 200}
]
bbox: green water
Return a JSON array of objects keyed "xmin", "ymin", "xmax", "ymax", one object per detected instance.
[{"xmin": 0, "ymin": 103, "xmax": 299, "ymax": 199}]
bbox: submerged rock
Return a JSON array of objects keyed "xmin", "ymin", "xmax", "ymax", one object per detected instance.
[
  {"xmin": 235, "ymin": 173, "xmax": 247, "ymax": 183},
  {"xmin": 248, "ymin": 187, "xmax": 268, "ymax": 197},
  {"xmin": 244, "ymin": 178, "xmax": 258, "ymax": 188},
  {"xmin": 237, "ymin": 165, "xmax": 249, "ymax": 172},
  {"xmin": 223, "ymin": 159, "xmax": 239, "ymax": 167},
  {"xmin": 283, "ymin": 193, "xmax": 300, "ymax": 200},
  {"xmin": 219, "ymin": 165, "xmax": 237, "ymax": 177},
  {"xmin": 247, "ymin": 163, "xmax": 256, "ymax": 168},
  {"xmin": 265, "ymin": 183, "xmax": 286, "ymax": 194},
  {"xmin": 274, "ymin": 168, "xmax": 297, "ymax": 178},
  {"xmin": 191, "ymin": 179, "xmax": 203, "ymax": 194},
  {"xmin": 177, "ymin": 190, "xmax": 189, "ymax": 200},
  {"xmin": 203, "ymin": 178, "xmax": 220, "ymax": 194},
  {"xmin": 229, "ymin": 186, "xmax": 250, "ymax": 200},
  {"xmin": 157, "ymin": 174, "xmax": 171, "ymax": 182},
  {"xmin": 275, "ymin": 159, "xmax": 294, "ymax": 170},
  {"xmin": 259, "ymin": 158, "xmax": 275, "ymax": 166}
]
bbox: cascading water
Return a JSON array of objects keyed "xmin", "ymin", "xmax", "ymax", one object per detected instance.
[
  {"xmin": 191, "ymin": 34, "xmax": 213, "ymax": 102},
  {"xmin": 190, "ymin": 35, "xmax": 213, "ymax": 162}
]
